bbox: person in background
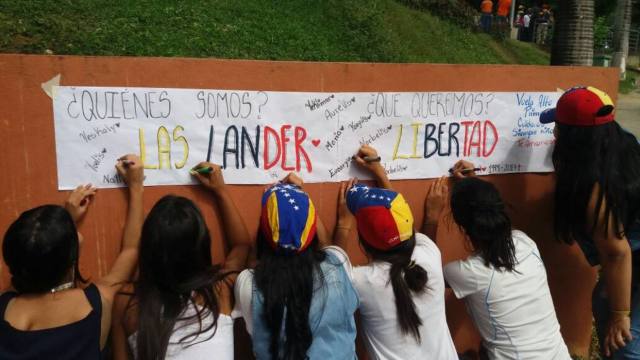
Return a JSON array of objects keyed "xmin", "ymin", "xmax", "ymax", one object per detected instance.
[
  {"xmin": 0, "ymin": 155, "xmax": 144, "ymax": 359},
  {"xmin": 234, "ymin": 173, "xmax": 358, "ymax": 360},
  {"xmin": 425, "ymin": 161, "xmax": 571, "ymax": 360},
  {"xmin": 111, "ymin": 162, "xmax": 252, "ymax": 360},
  {"xmin": 333, "ymin": 145, "xmax": 458, "ymax": 359},
  {"xmin": 540, "ymin": 86, "xmax": 640, "ymax": 358},
  {"xmin": 480, "ymin": 0, "xmax": 494, "ymax": 33},
  {"xmin": 522, "ymin": 9, "xmax": 532, "ymax": 42},
  {"xmin": 495, "ymin": 0, "xmax": 512, "ymax": 33}
]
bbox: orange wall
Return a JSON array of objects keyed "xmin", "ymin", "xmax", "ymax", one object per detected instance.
[{"xmin": 0, "ymin": 54, "xmax": 620, "ymax": 358}]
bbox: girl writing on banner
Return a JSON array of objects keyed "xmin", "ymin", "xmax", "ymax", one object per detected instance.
[
  {"xmin": 0, "ymin": 154, "xmax": 144, "ymax": 359},
  {"xmin": 334, "ymin": 144, "xmax": 458, "ymax": 359},
  {"xmin": 234, "ymin": 172, "xmax": 359, "ymax": 360},
  {"xmin": 111, "ymin": 162, "xmax": 252, "ymax": 360},
  {"xmin": 426, "ymin": 161, "xmax": 570, "ymax": 359},
  {"xmin": 539, "ymin": 86, "xmax": 640, "ymax": 358}
]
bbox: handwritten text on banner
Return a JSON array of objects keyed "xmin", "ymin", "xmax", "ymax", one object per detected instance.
[{"xmin": 52, "ymin": 87, "xmax": 558, "ymax": 189}]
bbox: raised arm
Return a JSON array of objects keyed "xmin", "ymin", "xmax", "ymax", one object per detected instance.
[
  {"xmin": 352, "ymin": 145, "xmax": 391, "ymax": 190},
  {"xmin": 333, "ymin": 179, "xmax": 357, "ymax": 251},
  {"xmin": 97, "ymin": 154, "xmax": 144, "ymax": 291},
  {"xmin": 422, "ymin": 176, "xmax": 448, "ymax": 240},
  {"xmin": 589, "ymin": 185, "xmax": 633, "ymax": 356},
  {"xmin": 192, "ymin": 162, "xmax": 252, "ymax": 283}
]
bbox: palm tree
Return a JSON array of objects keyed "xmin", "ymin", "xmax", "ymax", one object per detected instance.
[
  {"xmin": 611, "ymin": 0, "xmax": 632, "ymax": 78},
  {"xmin": 550, "ymin": 0, "xmax": 595, "ymax": 66}
]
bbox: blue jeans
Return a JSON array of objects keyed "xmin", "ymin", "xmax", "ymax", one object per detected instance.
[
  {"xmin": 480, "ymin": 14, "xmax": 492, "ymax": 32},
  {"xmin": 593, "ymin": 256, "xmax": 640, "ymax": 359}
]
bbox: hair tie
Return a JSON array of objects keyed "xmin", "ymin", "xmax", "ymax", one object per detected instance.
[{"xmin": 407, "ymin": 260, "xmax": 416, "ymax": 269}]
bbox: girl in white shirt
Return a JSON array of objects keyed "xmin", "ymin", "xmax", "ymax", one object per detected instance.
[
  {"xmin": 111, "ymin": 162, "xmax": 252, "ymax": 360},
  {"xmin": 426, "ymin": 161, "xmax": 571, "ymax": 360},
  {"xmin": 334, "ymin": 145, "xmax": 458, "ymax": 360}
]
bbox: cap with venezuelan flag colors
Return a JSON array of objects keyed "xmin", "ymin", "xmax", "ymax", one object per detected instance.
[
  {"xmin": 539, "ymin": 86, "xmax": 615, "ymax": 127},
  {"xmin": 260, "ymin": 183, "xmax": 317, "ymax": 253},
  {"xmin": 346, "ymin": 184, "xmax": 414, "ymax": 251}
]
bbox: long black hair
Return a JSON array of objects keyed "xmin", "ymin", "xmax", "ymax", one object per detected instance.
[
  {"xmin": 360, "ymin": 236, "xmax": 428, "ymax": 342},
  {"xmin": 552, "ymin": 122, "xmax": 640, "ymax": 244},
  {"xmin": 253, "ymin": 233, "xmax": 326, "ymax": 360},
  {"xmin": 450, "ymin": 177, "xmax": 517, "ymax": 271},
  {"xmin": 3, "ymin": 205, "xmax": 85, "ymax": 293},
  {"xmin": 134, "ymin": 195, "xmax": 225, "ymax": 360}
]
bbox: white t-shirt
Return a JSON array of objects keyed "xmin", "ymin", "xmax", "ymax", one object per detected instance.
[
  {"xmin": 233, "ymin": 246, "xmax": 352, "ymax": 335},
  {"xmin": 444, "ymin": 230, "xmax": 571, "ymax": 360},
  {"xmin": 352, "ymin": 233, "xmax": 458, "ymax": 360},
  {"xmin": 128, "ymin": 303, "xmax": 234, "ymax": 360},
  {"xmin": 523, "ymin": 14, "xmax": 531, "ymax": 27}
]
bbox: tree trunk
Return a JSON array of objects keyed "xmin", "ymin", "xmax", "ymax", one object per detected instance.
[
  {"xmin": 550, "ymin": 0, "xmax": 595, "ymax": 66},
  {"xmin": 611, "ymin": 0, "xmax": 632, "ymax": 78}
]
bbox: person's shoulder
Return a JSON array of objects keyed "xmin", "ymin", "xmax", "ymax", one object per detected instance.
[
  {"xmin": 414, "ymin": 232, "xmax": 440, "ymax": 251},
  {"xmin": 236, "ymin": 269, "xmax": 254, "ymax": 286},
  {"xmin": 511, "ymin": 229, "xmax": 537, "ymax": 248},
  {"xmin": 323, "ymin": 246, "xmax": 352, "ymax": 266}
]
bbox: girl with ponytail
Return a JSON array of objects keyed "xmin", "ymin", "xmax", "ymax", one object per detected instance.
[
  {"xmin": 334, "ymin": 145, "xmax": 458, "ymax": 359},
  {"xmin": 427, "ymin": 161, "xmax": 570, "ymax": 360}
]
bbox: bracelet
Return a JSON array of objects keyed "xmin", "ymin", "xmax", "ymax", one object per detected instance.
[{"xmin": 611, "ymin": 309, "xmax": 631, "ymax": 317}]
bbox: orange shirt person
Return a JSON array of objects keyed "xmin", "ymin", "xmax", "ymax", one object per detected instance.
[
  {"xmin": 497, "ymin": 0, "xmax": 512, "ymax": 17},
  {"xmin": 481, "ymin": 0, "xmax": 493, "ymax": 14}
]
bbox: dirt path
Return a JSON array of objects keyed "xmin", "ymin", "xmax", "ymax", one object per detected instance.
[{"xmin": 617, "ymin": 89, "xmax": 640, "ymax": 137}]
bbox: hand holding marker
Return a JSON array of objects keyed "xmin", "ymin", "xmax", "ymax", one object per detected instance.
[
  {"xmin": 351, "ymin": 155, "xmax": 381, "ymax": 163},
  {"xmin": 448, "ymin": 167, "xmax": 483, "ymax": 175},
  {"xmin": 190, "ymin": 166, "xmax": 213, "ymax": 175},
  {"xmin": 448, "ymin": 160, "xmax": 485, "ymax": 178}
]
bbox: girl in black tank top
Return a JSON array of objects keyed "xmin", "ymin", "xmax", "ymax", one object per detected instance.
[
  {"xmin": 0, "ymin": 284, "xmax": 103, "ymax": 359},
  {"xmin": 0, "ymin": 155, "xmax": 145, "ymax": 360}
]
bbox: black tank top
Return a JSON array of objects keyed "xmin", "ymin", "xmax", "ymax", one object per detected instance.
[{"xmin": 0, "ymin": 284, "xmax": 103, "ymax": 359}]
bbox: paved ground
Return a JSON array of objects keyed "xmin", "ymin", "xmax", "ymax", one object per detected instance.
[{"xmin": 617, "ymin": 89, "xmax": 640, "ymax": 137}]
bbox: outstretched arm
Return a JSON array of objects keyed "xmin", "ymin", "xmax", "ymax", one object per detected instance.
[
  {"xmin": 422, "ymin": 176, "xmax": 448, "ymax": 240},
  {"xmin": 98, "ymin": 155, "xmax": 144, "ymax": 289},
  {"xmin": 192, "ymin": 162, "xmax": 252, "ymax": 284},
  {"xmin": 94, "ymin": 154, "xmax": 144, "ymax": 349},
  {"xmin": 333, "ymin": 179, "xmax": 357, "ymax": 251}
]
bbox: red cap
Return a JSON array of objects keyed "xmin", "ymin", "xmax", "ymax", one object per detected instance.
[{"xmin": 539, "ymin": 86, "xmax": 615, "ymax": 127}]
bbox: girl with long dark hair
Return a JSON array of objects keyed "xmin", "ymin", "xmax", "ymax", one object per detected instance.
[
  {"xmin": 111, "ymin": 162, "xmax": 252, "ymax": 360},
  {"xmin": 0, "ymin": 154, "xmax": 144, "ymax": 359},
  {"xmin": 427, "ymin": 163, "xmax": 570, "ymax": 359},
  {"xmin": 335, "ymin": 145, "xmax": 458, "ymax": 359},
  {"xmin": 234, "ymin": 172, "xmax": 359, "ymax": 360},
  {"xmin": 540, "ymin": 86, "xmax": 640, "ymax": 358}
]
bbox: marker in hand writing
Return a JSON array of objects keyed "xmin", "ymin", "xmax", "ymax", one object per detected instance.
[
  {"xmin": 190, "ymin": 166, "xmax": 213, "ymax": 175},
  {"xmin": 448, "ymin": 167, "xmax": 482, "ymax": 175},
  {"xmin": 352, "ymin": 155, "xmax": 381, "ymax": 163}
]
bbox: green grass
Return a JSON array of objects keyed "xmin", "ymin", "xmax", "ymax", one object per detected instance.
[{"xmin": 0, "ymin": 0, "xmax": 548, "ymax": 65}]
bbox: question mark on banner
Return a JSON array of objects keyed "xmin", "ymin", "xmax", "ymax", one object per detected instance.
[
  {"xmin": 485, "ymin": 93, "xmax": 495, "ymax": 115},
  {"xmin": 257, "ymin": 91, "xmax": 269, "ymax": 119}
]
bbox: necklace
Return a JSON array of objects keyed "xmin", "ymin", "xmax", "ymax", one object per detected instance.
[{"xmin": 50, "ymin": 281, "xmax": 75, "ymax": 294}]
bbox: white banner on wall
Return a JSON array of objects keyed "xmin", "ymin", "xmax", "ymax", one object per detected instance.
[{"xmin": 52, "ymin": 86, "xmax": 558, "ymax": 189}]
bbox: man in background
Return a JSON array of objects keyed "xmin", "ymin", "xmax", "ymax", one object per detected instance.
[
  {"xmin": 495, "ymin": 0, "xmax": 512, "ymax": 33},
  {"xmin": 480, "ymin": 0, "xmax": 493, "ymax": 32}
]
